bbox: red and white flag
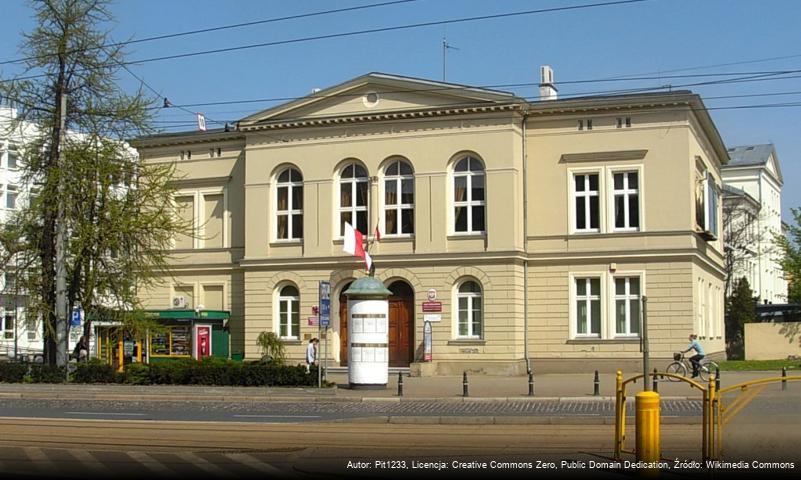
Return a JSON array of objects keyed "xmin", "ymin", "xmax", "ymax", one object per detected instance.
[{"xmin": 343, "ymin": 222, "xmax": 372, "ymax": 271}]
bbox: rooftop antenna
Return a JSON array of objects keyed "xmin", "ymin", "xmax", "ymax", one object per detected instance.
[{"xmin": 442, "ymin": 37, "xmax": 459, "ymax": 81}]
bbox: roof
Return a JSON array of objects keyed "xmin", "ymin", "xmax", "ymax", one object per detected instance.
[{"xmin": 725, "ymin": 144, "xmax": 775, "ymax": 167}]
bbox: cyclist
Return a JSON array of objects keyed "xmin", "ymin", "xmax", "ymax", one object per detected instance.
[{"xmin": 683, "ymin": 334, "xmax": 705, "ymax": 378}]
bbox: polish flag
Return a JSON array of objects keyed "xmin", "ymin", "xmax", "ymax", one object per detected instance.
[{"xmin": 343, "ymin": 222, "xmax": 372, "ymax": 271}]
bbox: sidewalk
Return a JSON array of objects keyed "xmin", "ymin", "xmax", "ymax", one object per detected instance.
[{"xmin": 0, "ymin": 370, "xmax": 779, "ymax": 402}]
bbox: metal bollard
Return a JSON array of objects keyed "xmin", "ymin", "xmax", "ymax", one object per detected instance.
[
  {"xmin": 635, "ymin": 391, "xmax": 661, "ymax": 464},
  {"xmin": 593, "ymin": 370, "xmax": 600, "ymax": 396},
  {"xmin": 652, "ymin": 368, "xmax": 658, "ymax": 393},
  {"xmin": 715, "ymin": 367, "xmax": 720, "ymax": 392},
  {"xmin": 782, "ymin": 367, "xmax": 787, "ymax": 391},
  {"xmin": 397, "ymin": 371, "xmax": 404, "ymax": 397},
  {"xmin": 528, "ymin": 371, "xmax": 535, "ymax": 397},
  {"xmin": 463, "ymin": 371, "xmax": 469, "ymax": 397}
]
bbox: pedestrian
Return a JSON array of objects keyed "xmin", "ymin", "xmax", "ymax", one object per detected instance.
[
  {"xmin": 683, "ymin": 334, "xmax": 705, "ymax": 378},
  {"xmin": 306, "ymin": 337, "xmax": 319, "ymax": 373}
]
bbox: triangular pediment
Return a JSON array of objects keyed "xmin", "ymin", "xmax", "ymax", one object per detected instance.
[
  {"xmin": 765, "ymin": 151, "xmax": 783, "ymax": 184},
  {"xmin": 238, "ymin": 73, "xmax": 520, "ymax": 126}
]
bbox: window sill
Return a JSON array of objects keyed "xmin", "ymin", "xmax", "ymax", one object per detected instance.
[
  {"xmin": 280, "ymin": 339, "xmax": 304, "ymax": 346},
  {"xmin": 447, "ymin": 234, "xmax": 486, "ymax": 240},
  {"xmin": 379, "ymin": 235, "xmax": 415, "ymax": 243},
  {"xmin": 567, "ymin": 338, "xmax": 640, "ymax": 345},
  {"xmin": 448, "ymin": 339, "xmax": 486, "ymax": 346},
  {"xmin": 269, "ymin": 240, "xmax": 302, "ymax": 247}
]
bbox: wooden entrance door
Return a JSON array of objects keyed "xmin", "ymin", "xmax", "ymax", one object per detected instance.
[
  {"xmin": 339, "ymin": 287, "xmax": 349, "ymax": 367},
  {"xmin": 388, "ymin": 281, "xmax": 414, "ymax": 367}
]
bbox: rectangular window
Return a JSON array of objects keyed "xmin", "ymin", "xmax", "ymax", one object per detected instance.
[
  {"xmin": 614, "ymin": 277, "xmax": 641, "ymax": 336},
  {"xmin": 6, "ymin": 184, "xmax": 18, "ymax": 209},
  {"xmin": 1, "ymin": 313, "xmax": 13, "ymax": 339},
  {"xmin": 202, "ymin": 193, "xmax": 224, "ymax": 248},
  {"xmin": 174, "ymin": 195, "xmax": 195, "ymax": 249},
  {"xmin": 7, "ymin": 149, "xmax": 19, "ymax": 169},
  {"xmin": 574, "ymin": 173, "xmax": 599, "ymax": 232},
  {"xmin": 613, "ymin": 172, "xmax": 639, "ymax": 230},
  {"xmin": 575, "ymin": 278, "xmax": 601, "ymax": 337}
]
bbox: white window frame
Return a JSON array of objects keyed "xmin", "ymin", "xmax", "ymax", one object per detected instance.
[
  {"xmin": 381, "ymin": 158, "xmax": 414, "ymax": 237},
  {"xmin": 274, "ymin": 167, "xmax": 304, "ymax": 242},
  {"xmin": 451, "ymin": 155, "xmax": 486, "ymax": 235},
  {"xmin": 276, "ymin": 284, "xmax": 301, "ymax": 340},
  {"xmin": 5, "ymin": 184, "xmax": 18, "ymax": 210},
  {"xmin": 453, "ymin": 279, "xmax": 483, "ymax": 339},
  {"xmin": 336, "ymin": 162, "xmax": 369, "ymax": 239},
  {"xmin": 608, "ymin": 167, "xmax": 642, "ymax": 232},
  {"xmin": 172, "ymin": 188, "xmax": 229, "ymax": 250},
  {"xmin": 569, "ymin": 168, "xmax": 601, "ymax": 234},
  {"xmin": 612, "ymin": 274, "xmax": 644, "ymax": 338},
  {"xmin": 703, "ymin": 173, "xmax": 720, "ymax": 238},
  {"xmin": 570, "ymin": 275, "xmax": 603, "ymax": 338},
  {"xmin": 6, "ymin": 145, "xmax": 19, "ymax": 170}
]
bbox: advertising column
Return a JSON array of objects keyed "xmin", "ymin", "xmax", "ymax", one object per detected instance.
[{"xmin": 344, "ymin": 277, "xmax": 392, "ymax": 389}]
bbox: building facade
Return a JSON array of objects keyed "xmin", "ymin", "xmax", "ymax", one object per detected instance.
[
  {"xmin": 132, "ymin": 73, "xmax": 728, "ymax": 373},
  {"xmin": 0, "ymin": 105, "xmax": 40, "ymax": 360},
  {"xmin": 721, "ymin": 144, "xmax": 787, "ymax": 304}
]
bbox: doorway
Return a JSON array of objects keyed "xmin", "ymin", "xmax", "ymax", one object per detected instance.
[{"xmin": 338, "ymin": 280, "xmax": 415, "ymax": 367}]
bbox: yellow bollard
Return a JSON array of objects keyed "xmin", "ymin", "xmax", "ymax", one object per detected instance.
[{"xmin": 635, "ymin": 391, "xmax": 661, "ymax": 465}]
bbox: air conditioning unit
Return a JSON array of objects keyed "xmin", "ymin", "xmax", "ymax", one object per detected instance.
[{"xmin": 172, "ymin": 296, "xmax": 187, "ymax": 309}]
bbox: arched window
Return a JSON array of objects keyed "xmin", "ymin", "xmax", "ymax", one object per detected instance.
[
  {"xmin": 456, "ymin": 280, "xmax": 482, "ymax": 338},
  {"xmin": 278, "ymin": 285, "xmax": 300, "ymax": 339},
  {"xmin": 339, "ymin": 162, "xmax": 368, "ymax": 236},
  {"xmin": 276, "ymin": 168, "xmax": 303, "ymax": 240},
  {"xmin": 453, "ymin": 156, "xmax": 485, "ymax": 233},
  {"xmin": 383, "ymin": 159, "xmax": 414, "ymax": 235}
]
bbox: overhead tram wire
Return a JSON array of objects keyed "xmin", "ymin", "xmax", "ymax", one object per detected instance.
[
  {"xmin": 0, "ymin": 0, "xmax": 651, "ymax": 85},
  {"xmin": 140, "ymin": 68, "xmax": 801, "ymax": 113},
  {"xmin": 0, "ymin": 0, "xmax": 417, "ymax": 67}
]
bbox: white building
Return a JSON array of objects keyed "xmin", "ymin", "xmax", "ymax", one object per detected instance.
[
  {"xmin": 721, "ymin": 144, "xmax": 787, "ymax": 304},
  {"xmin": 0, "ymin": 104, "xmax": 41, "ymax": 359}
]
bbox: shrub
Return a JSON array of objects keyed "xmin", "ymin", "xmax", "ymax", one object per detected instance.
[
  {"xmin": 148, "ymin": 359, "xmax": 193, "ymax": 384},
  {"xmin": 0, "ymin": 363, "xmax": 29, "ymax": 383},
  {"xmin": 186, "ymin": 357, "xmax": 241, "ymax": 386},
  {"xmin": 256, "ymin": 332, "xmax": 286, "ymax": 365},
  {"xmin": 123, "ymin": 363, "xmax": 151, "ymax": 385},
  {"xmin": 72, "ymin": 359, "xmax": 116, "ymax": 383},
  {"xmin": 30, "ymin": 365, "xmax": 67, "ymax": 383}
]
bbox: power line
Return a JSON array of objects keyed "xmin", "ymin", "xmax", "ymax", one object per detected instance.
[{"xmin": 0, "ymin": 1, "xmax": 417, "ymax": 66}]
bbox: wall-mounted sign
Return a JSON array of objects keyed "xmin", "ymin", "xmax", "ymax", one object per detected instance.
[
  {"xmin": 424, "ymin": 314, "xmax": 441, "ymax": 323},
  {"xmin": 422, "ymin": 301, "xmax": 442, "ymax": 312},
  {"xmin": 308, "ymin": 316, "xmax": 319, "ymax": 326}
]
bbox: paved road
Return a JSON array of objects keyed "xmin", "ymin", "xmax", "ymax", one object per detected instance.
[{"xmin": 0, "ymin": 397, "xmax": 702, "ymax": 423}]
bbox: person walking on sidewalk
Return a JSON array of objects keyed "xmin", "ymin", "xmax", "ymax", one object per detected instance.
[
  {"xmin": 306, "ymin": 338, "xmax": 319, "ymax": 373},
  {"xmin": 683, "ymin": 334, "xmax": 705, "ymax": 378}
]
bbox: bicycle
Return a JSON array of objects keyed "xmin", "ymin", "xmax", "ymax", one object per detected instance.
[{"xmin": 665, "ymin": 352, "xmax": 719, "ymax": 382}]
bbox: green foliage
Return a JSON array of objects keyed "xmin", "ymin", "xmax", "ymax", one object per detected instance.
[
  {"xmin": 256, "ymin": 332, "xmax": 287, "ymax": 365},
  {"xmin": 148, "ymin": 359, "xmax": 194, "ymax": 385},
  {"xmin": 122, "ymin": 363, "xmax": 151, "ymax": 385},
  {"xmin": 775, "ymin": 207, "xmax": 801, "ymax": 305},
  {"xmin": 0, "ymin": 363, "xmax": 29, "ymax": 383},
  {"xmin": 73, "ymin": 359, "xmax": 116, "ymax": 383},
  {"xmin": 718, "ymin": 359, "xmax": 801, "ymax": 371},
  {"xmin": 29, "ymin": 365, "xmax": 67, "ymax": 383},
  {"xmin": 725, "ymin": 277, "xmax": 757, "ymax": 360}
]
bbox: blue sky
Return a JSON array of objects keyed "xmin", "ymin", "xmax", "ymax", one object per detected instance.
[{"xmin": 1, "ymin": 0, "xmax": 799, "ymax": 220}]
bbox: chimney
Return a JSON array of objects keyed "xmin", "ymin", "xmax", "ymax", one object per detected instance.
[{"xmin": 539, "ymin": 65, "xmax": 558, "ymax": 101}]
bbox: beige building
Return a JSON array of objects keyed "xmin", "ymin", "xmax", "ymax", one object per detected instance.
[{"xmin": 131, "ymin": 72, "xmax": 728, "ymax": 374}]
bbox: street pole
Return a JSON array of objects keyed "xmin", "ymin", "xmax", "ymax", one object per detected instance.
[
  {"xmin": 55, "ymin": 94, "xmax": 69, "ymax": 370},
  {"xmin": 641, "ymin": 296, "xmax": 650, "ymax": 391}
]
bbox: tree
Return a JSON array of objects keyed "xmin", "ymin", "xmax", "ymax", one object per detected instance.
[
  {"xmin": 722, "ymin": 187, "xmax": 763, "ymax": 298},
  {"xmin": 725, "ymin": 276, "xmax": 757, "ymax": 360},
  {"xmin": 0, "ymin": 0, "xmax": 186, "ymax": 365},
  {"xmin": 775, "ymin": 207, "xmax": 801, "ymax": 305}
]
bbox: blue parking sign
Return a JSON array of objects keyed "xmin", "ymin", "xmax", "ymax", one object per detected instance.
[
  {"xmin": 70, "ymin": 309, "xmax": 83, "ymax": 328},
  {"xmin": 319, "ymin": 281, "xmax": 330, "ymax": 328}
]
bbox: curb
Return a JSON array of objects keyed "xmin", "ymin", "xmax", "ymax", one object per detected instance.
[{"xmin": 324, "ymin": 415, "xmax": 701, "ymax": 425}]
